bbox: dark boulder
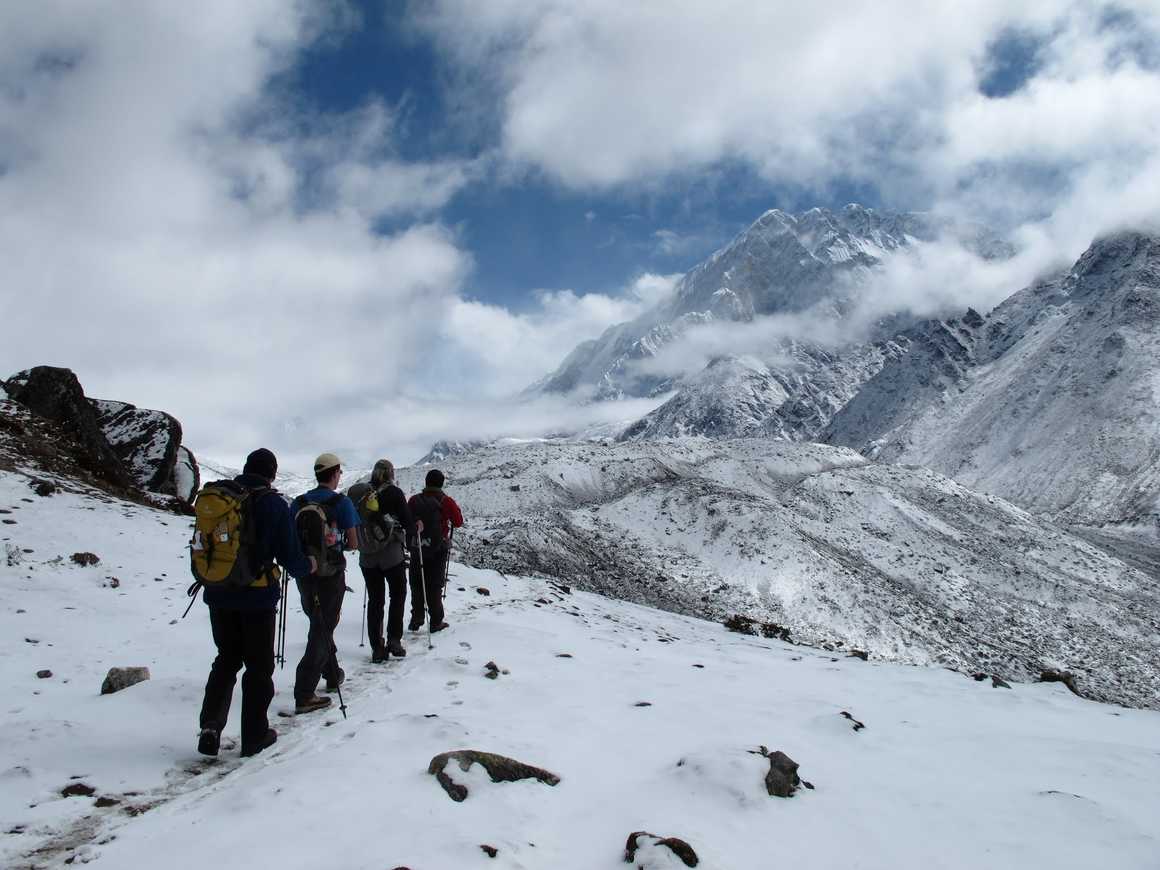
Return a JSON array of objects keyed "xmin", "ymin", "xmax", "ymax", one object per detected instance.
[
  {"xmin": 100, "ymin": 666, "xmax": 150, "ymax": 695},
  {"xmin": 753, "ymin": 747, "xmax": 806, "ymax": 797},
  {"xmin": 4, "ymin": 367, "xmax": 131, "ymax": 490},
  {"xmin": 91, "ymin": 399, "xmax": 183, "ymax": 494}
]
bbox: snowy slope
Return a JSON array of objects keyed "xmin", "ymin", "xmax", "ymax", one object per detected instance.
[
  {"xmin": 397, "ymin": 440, "xmax": 1160, "ymax": 710},
  {"xmin": 1, "ymin": 464, "xmax": 1158, "ymax": 870},
  {"xmin": 827, "ymin": 231, "xmax": 1160, "ymax": 528}
]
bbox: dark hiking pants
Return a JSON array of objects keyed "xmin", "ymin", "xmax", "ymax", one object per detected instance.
[
  {"xmin": 409, "ymin": 547, "xmax": 447, "ymax": 626},
  {"xmin": 294, "ymin": 574, "xmax": 345, "ymax": 701},
  {"xmin": 200, "ymin": 607, "xmax": 276, "ymax": 747},
  {"xmin": 361, "ymin": 561, "xmax": 408, "ymax": 650}
]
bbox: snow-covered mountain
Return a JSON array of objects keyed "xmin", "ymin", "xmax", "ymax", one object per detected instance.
[
  {"xmin": 398, "ymin": 439, "xmax": 1160, "ymax": 710},
  {"xmin": 826, "ymin": 231, "xmax": 1160, "ymax": 529},
  {"xmin": 535, "ymin": 204, "xmax": 1007, "ymax": 406},
  {"xmin": 3, "ymin": 451, "xmax": 1159, "ymax": 870}
]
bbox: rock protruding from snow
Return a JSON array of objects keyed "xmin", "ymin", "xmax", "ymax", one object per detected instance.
[
  {"xmin": 100, "ymin": 666, "xmax": 150, "ymax": 695},
  {"xmin": 3, "ymin": 367, "xmax": 133, "ymax": 490},
  {"xmin": 427, "ymin": 750, "xmax": 561, "ymax": 802},
  {"xmin": 758, "ymin": 748, "xmax": 803, "ymax": 797},
  {"xmin": 624, "ymin": 831, "xmax": 699, "ymax": 867},
  {"xmin": 91, "ymin": 399, "xmax": 183, "ymax": 494}
]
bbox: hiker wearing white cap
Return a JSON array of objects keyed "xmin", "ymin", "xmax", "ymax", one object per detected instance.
[{"xmin": 289, "ymin": 452, "xmax": 360, "ymax": 715}]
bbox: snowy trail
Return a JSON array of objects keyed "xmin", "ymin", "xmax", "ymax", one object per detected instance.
[{"xmin": 2, "ymin": 470, "xmax": 1160, "ymax": 869}]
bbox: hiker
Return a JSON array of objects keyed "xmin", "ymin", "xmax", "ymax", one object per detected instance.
[
  {"xmin": 407, "ymin": 468, "xmax": 464, "ymax": 633},
  {"xmin": 195, "ymin": 448, "xmax": 315, "ymax": 758},
  {"xmin": 349, "ymin": 459, "xmax": 419, "ymax": 662},
  {"xmin": 290, "ymin": 453, "xmax": 360, "ymax": 715}
]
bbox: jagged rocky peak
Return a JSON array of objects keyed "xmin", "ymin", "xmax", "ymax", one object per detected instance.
[
  {"xmin": 536, "ymin": 203, "xmax": 1009, "ymax": 404},
  {"xmin": 1, "ymin": 365, "xmax": 200, "ymax": 504}
]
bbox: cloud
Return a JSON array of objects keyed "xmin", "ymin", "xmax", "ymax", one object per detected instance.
[
  {"xmin": 412, "ymin": 0, "xmax": 1160, "ymax": 400},
  {"xmin": 0, "ymin": 2, "xmax": 481, "ymax": 464},
  {"xmin": 440, "ymin": 273, "xmax": 680, "ymax": 395},
  {"xmin": 418, "ymin": 2, "xmax": 1160, "ymax": 234}
]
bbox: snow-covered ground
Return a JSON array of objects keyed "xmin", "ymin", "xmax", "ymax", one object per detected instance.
[
  {"xmin": 395, "ymin": 439, "xmax": 1160, "ymax": 710},
  {"xmin": 2, "ymin": 466, "xmax": 1160, "ymax": 869}
]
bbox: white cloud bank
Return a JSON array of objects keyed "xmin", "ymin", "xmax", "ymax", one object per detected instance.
[
  {"xmin": 3, "ymin": 2, "xmax": 1160, "ymax": 469},
  {"xmin": 0, "ymin": 2, "xmax": 658, "ymax": 467}
]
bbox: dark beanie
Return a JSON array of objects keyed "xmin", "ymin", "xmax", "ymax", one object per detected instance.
[
  {"xmin": 243, "ymin": 448, "xmax": 278, "ymax": 481},
  {"xmin": 425, "ymin": 469, "xmax": 445, "ymax": 489}
]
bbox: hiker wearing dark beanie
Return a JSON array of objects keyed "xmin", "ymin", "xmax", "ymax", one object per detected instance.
[
  {"xmin": 196, "ymin": 449, "xmax": 314, "ymax": 760},
  {"xmin": 407, "ymin": 468, "xmax": 464, "ymax": 633},
  {"xmin": 243, "ymin": 448, "xmax": 278, "ymax": 482}
]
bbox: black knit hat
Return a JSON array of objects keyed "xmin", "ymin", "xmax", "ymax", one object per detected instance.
[
  {"xmin": 243, "ymin": 448, "xmax": 278, "ymax": 481},
  {"xmin": 425, "ymin": 469, "xmax": 445, "ymax": 489}
]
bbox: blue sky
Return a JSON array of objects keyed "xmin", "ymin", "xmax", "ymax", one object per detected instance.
[
  {"xmin": 1, "ymin": 1, "xmax": 1158, "ymax": 466},
  {"xmin": 280, "ymin": 0, "xmax": 880, "ymax": 309}
]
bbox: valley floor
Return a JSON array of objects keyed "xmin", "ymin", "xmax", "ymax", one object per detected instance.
[{"xmin": 1, "ymin": 471, "xmax": 1159, "ymax": 869}]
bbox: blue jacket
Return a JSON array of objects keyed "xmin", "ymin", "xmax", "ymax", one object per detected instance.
[{"xmin": 203, "ymin": 474, "xmax": 313, "ymax": 612}]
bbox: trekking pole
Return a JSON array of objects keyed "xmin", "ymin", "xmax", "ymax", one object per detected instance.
[
  {"xmin": 359, "ymin": 584, "xmax": 367, "ymax": 648},
  {"xmin": 335, "ymin": 677, "xmax": 348, "ymax": 720},
  {"xmin": 417, "ymin": 543, "xmax": 432, "ymax": 650},
  {"xmin": 443, "ymin": 528, "xmax": 453, "ymax": 600},
  {"xmin": 277, "ymin": 578, "xmax": 288, "ymax": 669},
  {"xmin": 275, "ymin": 591, "xmax": 283, "ymax": 668}
]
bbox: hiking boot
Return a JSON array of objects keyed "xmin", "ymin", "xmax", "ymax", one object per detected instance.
[
  {"xmin": 430, "ymin": 620, "xmax": 450, "ymax": 633},
  {"xmin": 371, "ymin": 646, "xmax": 388, "ymax": 664},
  {"xmin": 387, "ymin": 639, "xmax": 407, "ymax": 657},
  {"xmin": 240, "ymin": 728, "xmax": 277, "ymax": 758},
  {"xmin": 408, "ymin": 618, "xmax": 424, "ymax": 632},
  {"xmin": 295, "ymin": 695, "xmax": 332, "ymax": 715},
  {"xmin": 197, "ymin": 728, "xmax": 220, "ymax": 757},
  {"xmin": 325, "ymin": 668, "xmax": 346, "ymax": 692}
]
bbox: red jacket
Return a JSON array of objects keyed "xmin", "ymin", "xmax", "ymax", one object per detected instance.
[{"xmin": 408, "ymin": 488, "xmax": 464, "ymax": 546}]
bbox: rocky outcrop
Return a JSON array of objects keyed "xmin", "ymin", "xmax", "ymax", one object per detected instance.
[
  {"xmin": 2, "ymin": 366, "xmax": 200, "ymax": 506},
  {"xmin": 91, "ymin": 399, "xmax": 182, "ymax": 493},
  {"xmin": 4, "ymin": 367, "xmax": 132, "ymax": 490}
]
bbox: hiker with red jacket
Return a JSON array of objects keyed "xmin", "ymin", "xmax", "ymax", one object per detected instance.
[{"xmin": 407, "ymin": 469, "xmax": 464, "ymax": 633}]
